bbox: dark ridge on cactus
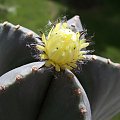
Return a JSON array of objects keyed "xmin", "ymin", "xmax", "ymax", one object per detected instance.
[
  {"xmin": 0, "ymin": 62, "xmax": 54, "ymax": 120},
  {"xmin": 38, "ymin": 69, "xmax": 91, "ymax": 120},
  {"xmin": 0, "ymin": 61, "xmax": 91, "ymax": 120},
  {"xmin": 0, "ymin": 22, "xmax": 41, "ymax": 76},
  {"xmin": 73, "ymin": 55, "xmax": 120, "ymax": 120}
]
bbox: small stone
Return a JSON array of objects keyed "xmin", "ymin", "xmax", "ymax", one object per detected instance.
[
  {"xmin": 80, "ymin": 107, "xmax": 87, "ymax": 114},
  {"xmin": 107, "ymin": 59, "xmax": 111, "ymax": 64},
  {"xmin": 27, "ymin": 32, "xmax": 33, "ymax": 37},
  {"xmin": 74, "ymin": 88, "xmax": 81, "ymax": 95},
  {"xmin": 92, "ymin": 55, "xmax": 97, "ymax": 60},
  {"xmin": 16, "ymin": 74, "xmax": 23, "ymax": 81},
  {"xmin": 68, "ymin": 73, "xmax": 74, "ymax": 79},
  {"xmin": 14, "ymin": 25, "xmax": 20, "ymax": 30},
  {"xmin": 0, "ymin": 86, "xmax": 6, "ymax": 91},
  {"xmin": 3, "ymin": 21, "xmax": 8, "ymax": 26},
  {"xmin": 32, "ymin": 66, "xmax": 39, "ymax": 72}
]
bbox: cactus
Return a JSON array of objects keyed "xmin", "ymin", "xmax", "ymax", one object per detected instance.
[
  {"xmin": 0, "ymin": 16, "xmax": 120, "ymax": 120},
  {"xmin": 0, "ymin": 21, "xmax": 40, "ymax": 76},
  {"xmin": 73, "ymin": 55, "xmax": 120, "ymax": 120},
  {"xmin": 0, "ymin": 62, "xmax": 91, "ymax": 120}
]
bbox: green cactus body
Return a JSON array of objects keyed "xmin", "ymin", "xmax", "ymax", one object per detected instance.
[
  {"xmin": 0, "ymin": 16, "xmax": 120, "ymax": 120},
  {"xmin": 0, "ymin": 21, "xmax": 41, "ymax": 76},
  {"xmin": 0, "ymin": 62, "xmax": 91, "ymax": 120}
]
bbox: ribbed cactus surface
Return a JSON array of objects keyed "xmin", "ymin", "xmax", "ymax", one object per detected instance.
[
  {"xmin": 0, "ymin": 21, "xmax": 40, "ymax": 76},
  {"xmin": 0, "ymin": 16, "xmax": 120, "ymax": 120},
  {"xmin": 0, "ymin": 62, "xmax": 91, "ymax": 120}
]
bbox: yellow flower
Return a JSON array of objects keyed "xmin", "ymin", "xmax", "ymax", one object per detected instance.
[{"xmin": 36, "ymin": 22, "xmax": 89, "ymax": 71}]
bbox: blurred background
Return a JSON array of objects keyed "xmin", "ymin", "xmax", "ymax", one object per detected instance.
[{"xmin": 0, "ymin": 0, "xmax": 120, "ymax": 119}]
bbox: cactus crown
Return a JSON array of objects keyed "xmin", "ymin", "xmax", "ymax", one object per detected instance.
[{"xmin": 36, "ymin": 21, "xmax": 89, "ymax": 71}]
